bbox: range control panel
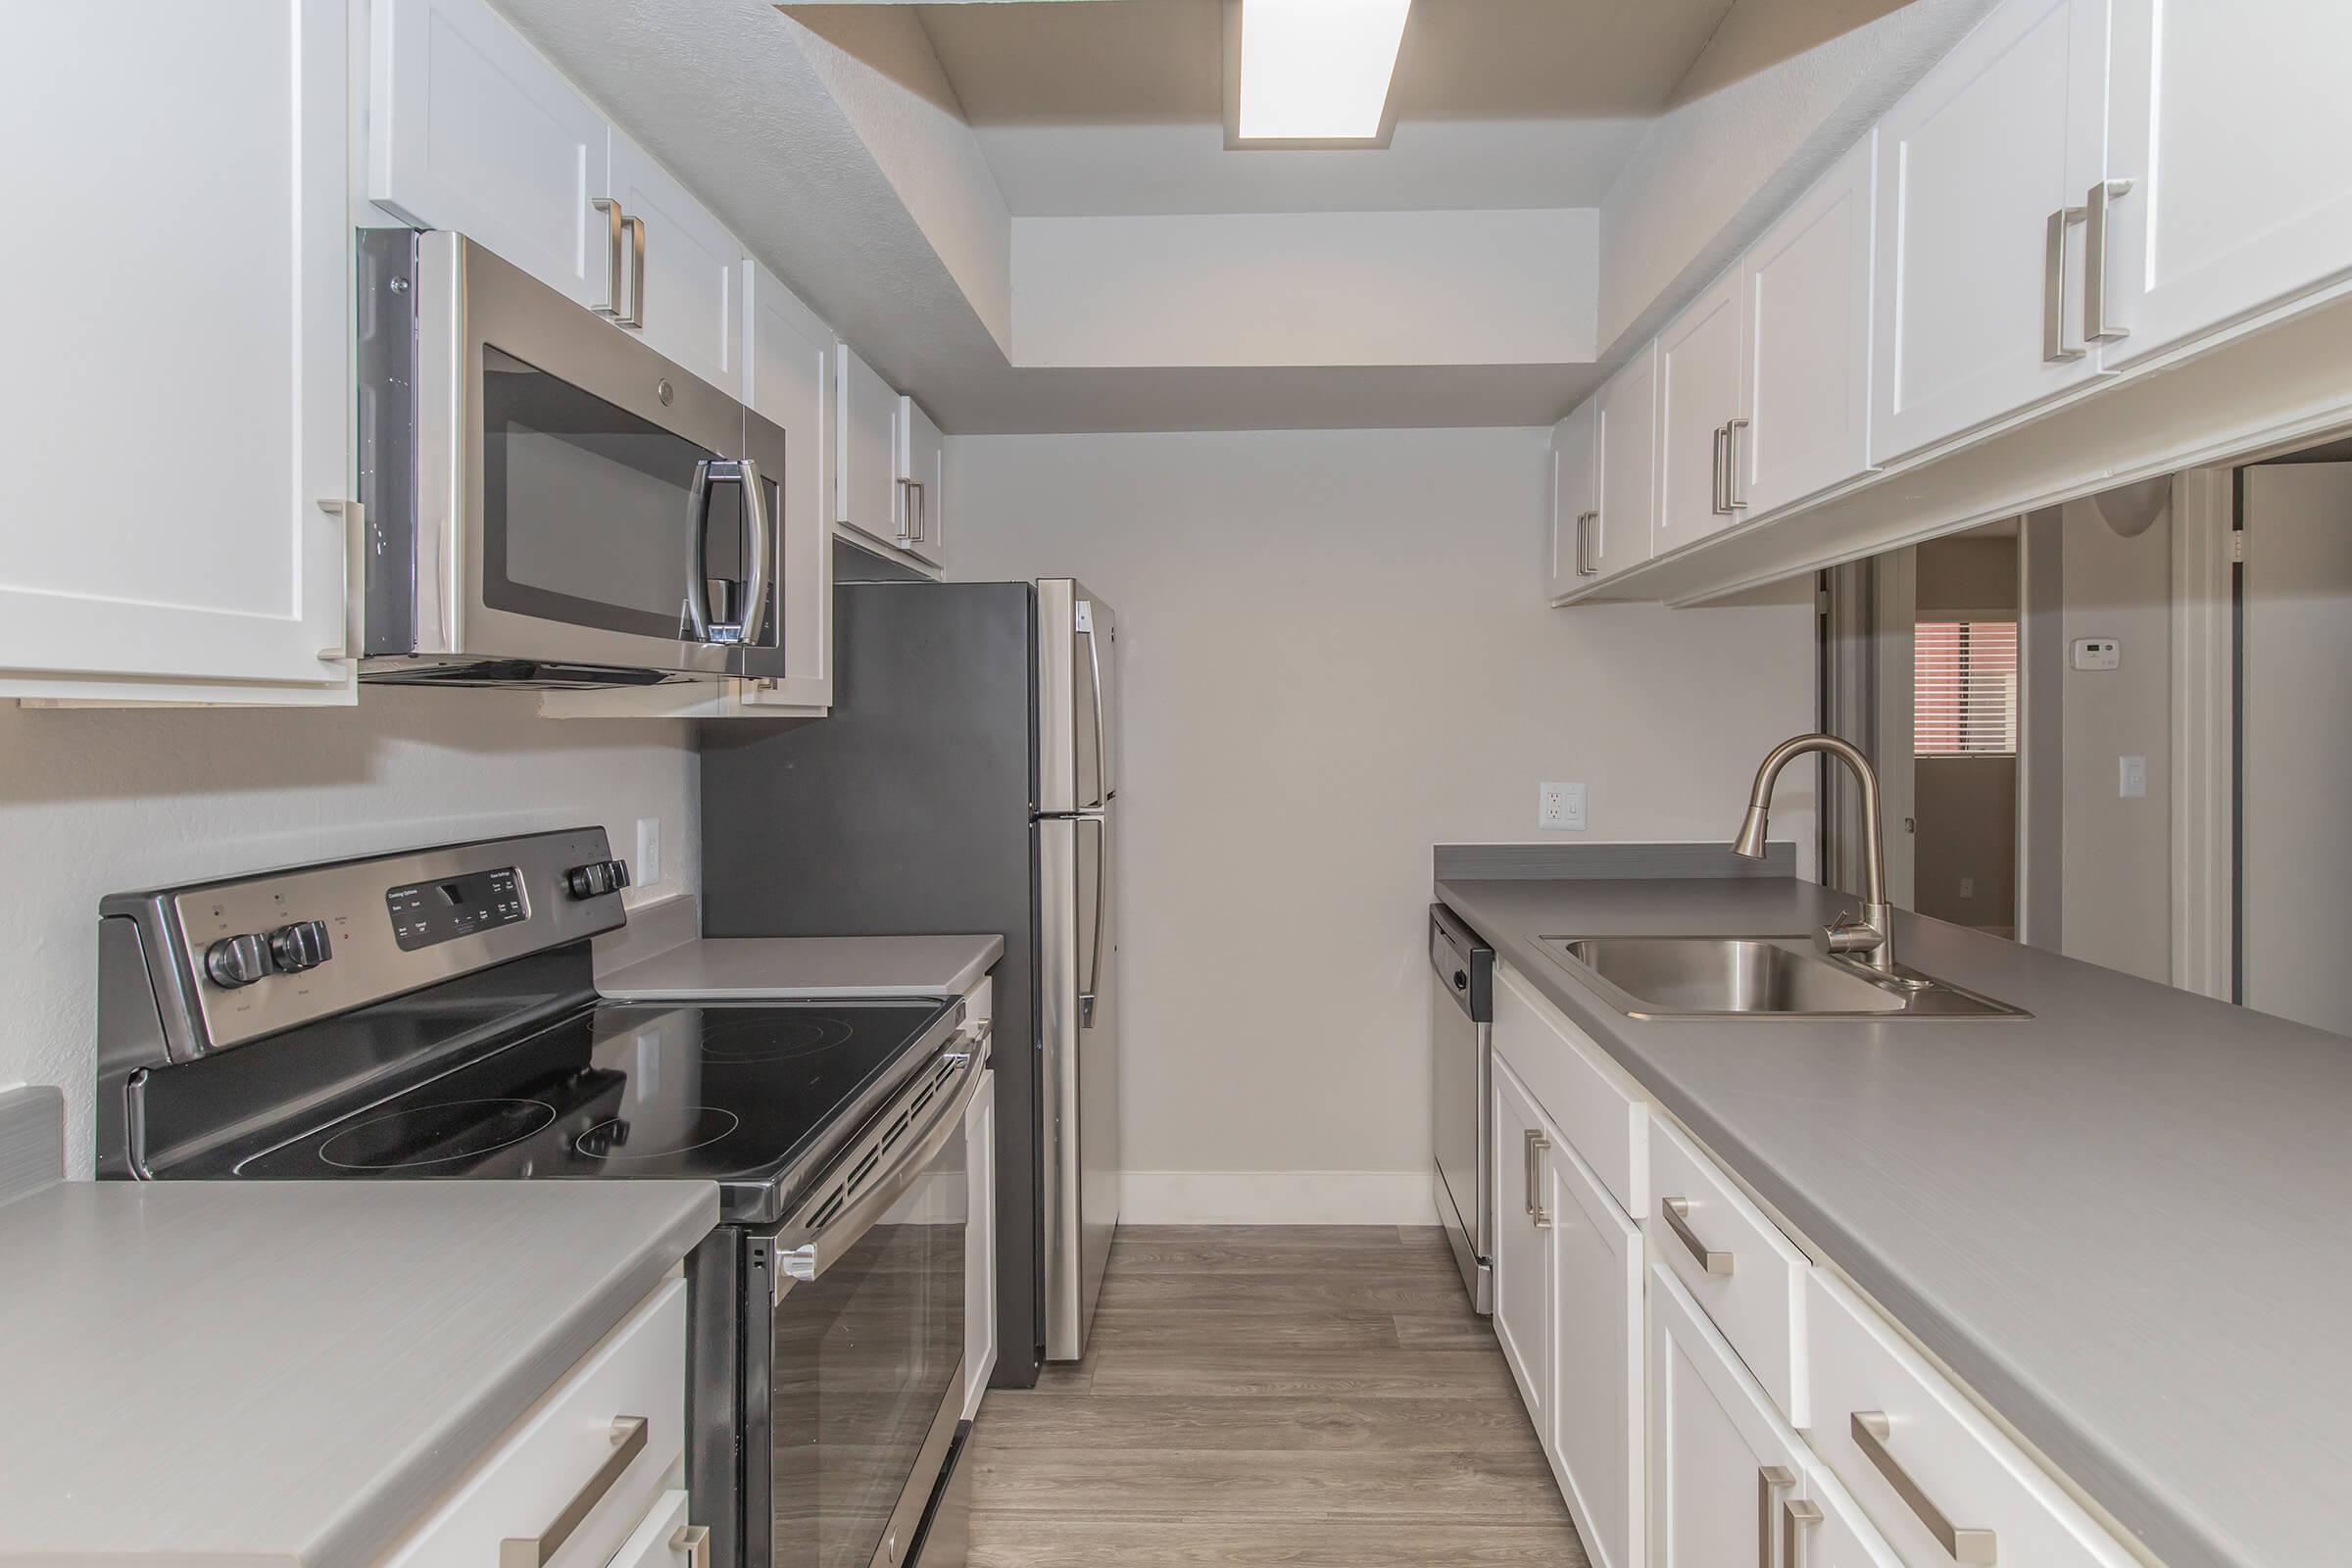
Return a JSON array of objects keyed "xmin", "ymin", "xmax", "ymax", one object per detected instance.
[{"xmin": 386, "ymin": 866, "xmax": 526, "ymax": 951}]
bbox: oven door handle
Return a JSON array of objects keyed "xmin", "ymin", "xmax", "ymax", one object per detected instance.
[{"xmin": 775, "ymin": 1026, "xmax": 989, "ymax": 1288}]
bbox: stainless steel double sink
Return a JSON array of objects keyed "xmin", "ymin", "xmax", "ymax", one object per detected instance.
[{"xmin": 1541, "ymin": 935, "xmax": 2028, "ymax": 1020}]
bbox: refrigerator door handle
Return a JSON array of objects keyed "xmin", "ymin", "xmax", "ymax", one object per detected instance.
[
  {"xmin": 1076, "ymin": 599, "xmax": 1109, "ymax": 810},
  {"xmin": 1079, "ymin": 815, "xmax": 1106, "ymax": 1029}
]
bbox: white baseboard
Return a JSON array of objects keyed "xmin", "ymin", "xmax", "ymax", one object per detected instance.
[{"xmin": 1120, "ymin": 1169, "xmax": 1438, "ymax": 1226}]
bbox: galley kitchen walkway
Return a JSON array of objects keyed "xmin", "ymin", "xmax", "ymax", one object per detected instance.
[{"xmin": 969, "ymin": 1225, "xmax": 1591, "ymax": 1566}]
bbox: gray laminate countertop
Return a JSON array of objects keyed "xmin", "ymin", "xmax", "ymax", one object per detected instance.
[
  {"xmin": 0, "ymin": 1179, "xmax": 716, "ymax": 1567},
  {"xmin": 1435, "ymin": 873, "xmax": 2351, "ymax": 1568},
  {"xmin": 599, "ymin": 934, "xmax": 1004, "ymax": 1001}
]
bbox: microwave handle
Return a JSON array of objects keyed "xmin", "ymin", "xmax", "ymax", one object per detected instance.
[
  {"xmin": 683, "ymin": 460, "xmax": 717, "ymax": 641},
  {"xmin": 737, "ymin": 457, "xmax": 772, "ymax": 647}
]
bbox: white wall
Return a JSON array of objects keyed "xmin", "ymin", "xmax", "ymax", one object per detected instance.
[
  {"xmin": 0, "ymin": 691, "xmax": 698, "ymax": 1176},
  {"xmin": 1012, "ymin": 209, "xmax": 1598, "ymax": 368},
  {"xmin": 2058, "ymin": 497, "xmax": 2173, "ymax": 982},
  {"xmin": 949, "ymin": 427, "xmax": 1817, "ymax": 1222}
]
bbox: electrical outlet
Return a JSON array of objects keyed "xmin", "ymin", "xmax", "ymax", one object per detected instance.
[
  {"xmin": 2119, "ymin": 756, "xmax": 2148, "ymax": 800},
  {"xmin": 1959, "ymin": 877, "xmax": 1976, "ymax": 899},
  {"xmin": 1539, "ymin": 782, "xmax": 1588, "ymax": 831},
  {"xmin": 635, "ymin": 816, "xmax": 662, "ymax": 888}
]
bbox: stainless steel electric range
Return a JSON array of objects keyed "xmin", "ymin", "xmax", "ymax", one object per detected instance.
[{"xmin": 94, "ymin": 826, "xmax": 983, "ymax": 1568}]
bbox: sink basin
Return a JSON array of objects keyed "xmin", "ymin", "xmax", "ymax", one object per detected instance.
[{"xmin": 1540, "ymin": 935, "xmax": 2028, "ymax": 1020}]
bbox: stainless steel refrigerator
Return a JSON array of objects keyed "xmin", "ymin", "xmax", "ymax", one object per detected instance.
[{"xmin": 701, "ymin": 574, "xmax": 1121, "ymax": 1382}]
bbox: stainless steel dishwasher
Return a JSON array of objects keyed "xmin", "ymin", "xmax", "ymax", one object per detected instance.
[{"xmin": 1429, "ymin": 904, "xmax": 1494, "ymax": 1313}]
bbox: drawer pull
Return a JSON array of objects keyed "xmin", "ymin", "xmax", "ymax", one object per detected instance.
[
  {"xmin": 1524, "ymin": 1128, "xmax": 1551, "ymax": 1229},
  {"xmin": 670, "ymin": 1524, "xmax": 711, "ymax": 1568},
  {"xmin": 1757, "ymin": 1466, "xmax": 1795, "ymax": 1568},
  {"xmin": 500, "ymin": 1415, "xmax": 648, "ymax": 1568},
  {"xmin": 1851, "ymin": 1410, "xmax": 1997, "ymax": 1564},
  {"xmin": 1783, "ymin": 1496, "xmax": 1823, "ymax": 1568},
  {"xmin": 1661, "ymin": 1196, "xmax": 1734, "ymax": 1275}
]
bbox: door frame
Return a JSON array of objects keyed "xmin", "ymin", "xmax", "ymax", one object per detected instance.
[
  {"xmin": 2170, "ymin": 467, "xmax": 2235, "ymax": 1001},
  {"xmin": 1872, "ymin": 550, "xmax": 1918, "ymax": 909}
]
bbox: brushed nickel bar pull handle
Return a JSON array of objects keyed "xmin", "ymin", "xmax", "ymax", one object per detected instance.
[
  {"xmin": 1523, "ymin": 1128, "xmax": 1550, "ymax": 1228},
  {"xmin": 1711, "ymin": 424, "xmax": 1729, "ymax": 514},
  {"xmin": 2084, "ymin": 178, "xmax": 2133, "ymax": 344},
  {"xmin": 1758, "ymin": 1466, "xmax": 1796, "ymax": 1568},
  {"xmin": 670, "ymin": 1524, "xmax": 711, "ymax": 1568},
  {"xmin": 316, "ymin": 498, "xmax": 365, "ymax": 661},
  {"xmin": 2043, "ymin": 207, "xmax": 2086, "ymax": 364},
  {"xmin": 1726, "ymin": 416, "xmax": 1750, "ymax": 510},
  {"xmin": 1576, "ymin": 511, "xmax": 1599, "ymax": 576},
  {"xmin": 591, "ymin": 198, "xmax": 625, "ymax": 318},
  {"xmin": 622, "ymin": 215, "xmax": 647, "ymax": 330},
  {"xmin": 500, "ymin": 1415, "xmax": 648, "ymax": 1568},
  {"xmin": 1783, "ymin": 1496, "xmax": 1823, "ymax": 1568},
  {"xmin": 1852, "ymin": 1411, "xmax": 1997, "ymax": 1564},
  {"xmin": 1661, "ymin": 1196, "xmax": 1733, "ymax": 1275}
]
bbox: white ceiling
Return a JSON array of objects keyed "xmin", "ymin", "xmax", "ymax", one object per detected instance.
[{"xmin": 878, "ymin": 0, "xmax": 1740, "ymax": 216}]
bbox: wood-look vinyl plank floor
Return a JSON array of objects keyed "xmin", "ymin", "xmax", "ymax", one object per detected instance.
[{"xmin": 970, "ymin": 1224, "xmax": 1589, "ymax": 1566}]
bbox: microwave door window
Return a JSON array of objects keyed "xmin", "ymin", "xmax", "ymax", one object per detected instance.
[{"xmin": 480, "ymin": 347, "xmax": 710, "ymax": 641}]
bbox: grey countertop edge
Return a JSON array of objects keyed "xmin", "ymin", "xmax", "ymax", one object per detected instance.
[
  {"xmin": 309, "ymin": 1182, "xmax": 718, "ymax": 1568},
  {"xmin": 599, "ymin": 934, "xmax": 1006, "ymax": 1001},
  {"xmin": 1434, "ymin": 873, "xmax": 2251, "ymax": 1568}
]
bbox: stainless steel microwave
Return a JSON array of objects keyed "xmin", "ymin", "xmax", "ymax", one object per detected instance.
[{"xmin": 356, "ymin": 229, "xmax": 785, "ymax": 687}]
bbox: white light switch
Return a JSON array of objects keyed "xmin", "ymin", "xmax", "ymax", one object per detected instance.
[
  {"xmin": 2119, "ymin": 756, "xmax": 2148, "ymax": 799},
  {"xmin": 2073, "ymin": 637, "xmax": 2122, "ymax": 671},
  {"xmin": 1539, "ymin": 782, "xmax": 1588, "ymax": 831},
  {"xmin": 635, "ymin": 816, "xmax": 662, "ymax": 888}
]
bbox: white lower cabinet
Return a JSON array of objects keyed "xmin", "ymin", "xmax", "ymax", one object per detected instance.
[
  {"xmin": 603, "ymin": 1491, "xmax": 698, "ymax": 1568},
  {"xmin": 1491, "ymin": 1055, "xmax": 1554, "ymax": 1432},
  {"xmin": 381, "ymin": 1278, "xmax": 689, "ymax": 1568},
  {"xmin": 1648, "ymin": 1262, "xmax": 1813, "ymax": 1568},
  {"xmin": 1547, "ymin": 1131, "xmax": 1643, "ymax": 1568}
]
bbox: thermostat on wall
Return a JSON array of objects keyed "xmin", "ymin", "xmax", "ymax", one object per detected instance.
[{"xmin": 2071, "ymin": 637, "xmax": 2121, "ymax": 671}]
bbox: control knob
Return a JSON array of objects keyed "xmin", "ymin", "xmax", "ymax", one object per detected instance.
[
  {"xmin": 204, "ymin": 933, "xmax": 272, "ymax": 990},
  {"xmin": 269, "ymin": 919, "xmax": 333, "ymax": 974},
  {"xmin": 564, "ymin": 858, "xmax": 632, "ymax": 900}
]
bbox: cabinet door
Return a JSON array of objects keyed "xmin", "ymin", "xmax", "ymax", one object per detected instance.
[
  {"xmin": 1592, "ymin": 343, "xmax": 1658, "ymax": 581},
  {"xmin": 742, "ymin": 262, "xmax": 834, "ymax": 711},
  {"xmin": 1870, "ymin": 0, "xmax": 2109, "ymax": 464},
  {"xmin": 1546, "ymin": 399, "xmax": 1599, "ymax": 602},
  {"xmin": 2, "ymin": 0, "xmax": 355, "ymax": 703},
  {"xmin": 1649, "ymin": 1263, "xmax": 1812, "ymax": 1568},
  {"xmin": 1800, "ymin": 1467, "xmax": 1909, "ymax": 1568},
  {"xmin": 1492, "ymin": 1057, "xmax": 1554, "ymax": 1432},
  {"xmin": 369, "ymin": 0, "xmax": 612, "ymax": 308},
  {"xmin": 605, "ymin": 1492, "xmax": 696, "ymax": 1568},
  {"xmin": 1549, "ymin": 1138, "xmax": 1643, "ymax": 1568},
  {"xmin": 1741, "ymin": 135, "xmax": 1878, "ymax": 518},
  {"xmin": 1656, "ymin": 269, "xmax": 1746, "ymax": 553},
  {"xmin": 964, "ymin": 1067, "xmax": 997, "ymax": 1418},
  {"xmin": 835, "ymin": 344, "xmax": 900, "ymax": 546},
  {"xmin": 606, "ymin": 135, "xmax": 743, "ymax": 393},
  {"xmin": 2100, "ymin": 0, "xmax": 2352, "ymax": 368},
  {"xmin": 895, "ymin": 397, "xmax": 948, "ymax": 569}
]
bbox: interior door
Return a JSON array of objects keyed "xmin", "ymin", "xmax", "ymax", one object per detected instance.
[
  {"xmin": 2102, "ymin": 0, "xmax": 2352, "ymax": 369},
  {"xmin": 2239, "ymin": 465, "xmax": 2352, "ymax": 1036}
]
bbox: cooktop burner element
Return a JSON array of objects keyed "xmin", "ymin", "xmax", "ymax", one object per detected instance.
[
  {"xmin": 697, "ymin": 1010, "xmax": 857, "ymax": 1064},
  {"xmin": 574, "ymin": 1106, "xmax": 742, "ymax": 1160},
  {"xmin": 318, "ymin": 1099, "xmax": 557, "ymax": 1169}
]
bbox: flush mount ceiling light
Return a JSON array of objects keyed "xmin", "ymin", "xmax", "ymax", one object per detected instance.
[{"xmin": 1223, "ymin": 0, "xmax": 1414, "ymax": 150}]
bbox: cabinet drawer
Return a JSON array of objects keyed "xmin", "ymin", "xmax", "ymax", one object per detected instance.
[
  {"xmin": 1494, "ymin": 962, "xmax": 1646, "ymax": 1218},
  {"xmin": 382, "ymin": 1279, "xmax": 688, "ymax": 1568},
  {"xmin": 1802, "ymin": 1463, "xmax": 1907, "ymax": 1568},
  {"xmin": 1645, "ymin": 1118, "xmax": 1807, "ymax": 1426},
  {"xmin": 1804, "ymin": 1270, "xmax": 2137, "ymax": 1568},
  {"xmin": 606, "ymin": 1490, "xmax": 698, "ymax": 1568}
]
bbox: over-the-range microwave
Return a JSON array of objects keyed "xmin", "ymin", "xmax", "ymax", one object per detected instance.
[{"xmin": 356, "ymin": 229, "xmax": 785, "ymax": 687}]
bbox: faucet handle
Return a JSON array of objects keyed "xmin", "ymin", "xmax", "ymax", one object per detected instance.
[{"xmin": 1816, "ymin": 914, "xmax": 1886, "ymax": 958}]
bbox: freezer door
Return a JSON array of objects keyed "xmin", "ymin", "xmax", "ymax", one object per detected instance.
[
  {"xmin": 1036, "ymin": 579, "xmax": 1117, "ymax": 814},
  {"xmin": 1039, "ymin": 812, "xmax": 1120, "ymax": 1361}
]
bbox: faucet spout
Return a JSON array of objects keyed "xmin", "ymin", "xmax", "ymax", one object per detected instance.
[{"xmin": 1732, "ymin": 732, "xmax": 1898, "ymax": 974}]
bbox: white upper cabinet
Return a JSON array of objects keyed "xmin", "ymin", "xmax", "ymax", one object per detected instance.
[
  {"xmin": 895, "ymin": 397, "xmax": 948, "ymax": 570},
  {"xmin": 1592, "ymin": 343, "xmax": 1659, "ymax": 581},
  {"xmin": 369, "ymin": 0, "xmax": 612, "ymax": 309},
  {"xmin": 1740, "ymin": 134, "xmax": 1878, "ymax": 518},
  {"xmin": 1870, "ymin": 0, "xmax": 2110, "ymax": 464},
  {"xmin": 606, "ymin": 135, "xmax": 744, "ymax": 393},
  {"xmin": 743, "ymin": 261, "xmax": 835, "ymax": 711},
  {"xmin": 835, "ymin": 343, "xmax": 898, "ymax": 543},
  {"xmin": 1, "ymin": 0, "xmax": 356, "ymax": 703},
  {"xmin": 1546, "ymin": 399, "xmax": 1599, "ymax": 602},
  {"xmin": 2098, "ymin": 0, "xmax": 2352, "ymax": 369},
  {"xmin": 1656, "ymin": 270, "xmax": 1747, "ymax": 553}
]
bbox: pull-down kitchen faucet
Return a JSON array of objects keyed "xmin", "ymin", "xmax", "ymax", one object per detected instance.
[{"xmin": 1732, "ymin": 733, "xmax": 1905, "ymax": 979}]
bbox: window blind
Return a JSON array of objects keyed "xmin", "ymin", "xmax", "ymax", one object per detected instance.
[{"xmin": 1914, "ymin": 620, "xmax": 2019, "ymax": 756}]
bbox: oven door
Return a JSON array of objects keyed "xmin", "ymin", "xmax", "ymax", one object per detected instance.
[
  {"xmin": 744, "ymin": 1050, "xmax": 978, "ymax": 1568},
  {"xmin": 375, "ymin": 230, "xmax": 782, "ymax": 679}
]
